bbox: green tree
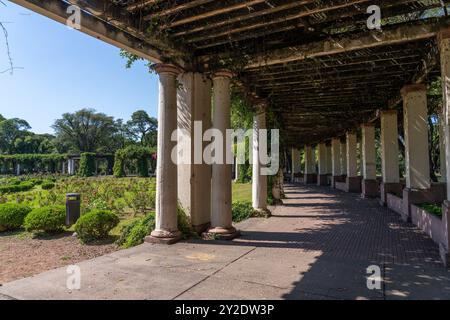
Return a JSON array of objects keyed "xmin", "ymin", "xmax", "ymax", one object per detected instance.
[
  {"xmin": 126, "ymin": 110, "xmax": 157, "ymax": 147},
  {"xmin": 0, "ymin": 118, "xmax": 31, "ymax": 154},
  {"xmin": 52, "ymin": 108, "xmax": 118, "ymax": 153}
]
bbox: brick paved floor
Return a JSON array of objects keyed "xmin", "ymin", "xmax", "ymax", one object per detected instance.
[{"xmin": 1, "ymin": 183, "xmax": 450, "ymax": 300}]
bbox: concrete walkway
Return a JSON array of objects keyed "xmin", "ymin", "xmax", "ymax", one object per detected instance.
[{"xmin": 2, "ymin": 184, "xmax": 450, "ymax": 300}]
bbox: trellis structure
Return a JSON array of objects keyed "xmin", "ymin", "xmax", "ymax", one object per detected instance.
[{"xmin": 10, "ymin": 1, "xmax": 450, "ymax": 261}]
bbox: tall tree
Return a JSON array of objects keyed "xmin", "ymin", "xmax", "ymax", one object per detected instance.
[
  {"xmin": 52, "ymin": 108, "xmax": 117, "ymax": 153},
  {"xmin": 0, "ymin": 118, "xmax": 31, "ymax": 154},
  {"xmin": 126, "ymin": 110, "xmax": 157, "ymax": 147}
]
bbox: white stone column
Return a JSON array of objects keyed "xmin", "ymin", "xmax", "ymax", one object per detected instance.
[
  {"xmin": 317, "ymin": 143, "xmax": 328, "ymax": 186},
  {"xmin": 439, "ymin": 113, "xmax": 447, "ymax": 182},
  {"xmin": 234, "ymin": 160, "xmax": 240, "ymax": 182},
  {"xmin": 340, "ymin": 140, "xmax": 347, "ymax": 176},
  {"xmin": 380, "ymin": 110, "xmax": 400, "ymax": 184},
  {"xmin": 361, "ymin": 124, "xmax": 376, "ymax": 180},
  {"xmin": 331, "ymin": 138, "xmax": 341, "ymax": 187},
  {"xmin": 346, "ymin": 133, "xmax": 357, "ymax": 178},
  {"xmin": 401, "ymin": 84, "xmax": 431, "ymax": 190},
  {"xmin": 331, "ymin": 138, "xmax": 341, "ymax": 177},
  {"xmin": 438, "ymin": 30, "xmax": 450, "ymax": 263},
  {"xmin": 177, "ymin": 72, "xmax": 212, "ymax": 233},
  {"xmin": 318, "ymin": 143, "xmax": 327, "ymax": 175},
  {"xmin": 304, "ymin": 145, "xmax": 316, "ymax": 184},
  {"xmin": 208, "ymin": 70, "xmax": 238, "ymax": 238},
  {"xmin": 291, "ymin": 148, "xmax": 301, "ymax": 181},
  {"xmin": 346, "ymin": 132, "xmax": 360, "ymax": 193},
  {"xmin": 252, "ymin": 103, "xmax": 268, "ymax": 211},
  {"xmin": 361, "ymin": 123, "xmax": 378, "ymax": 198},
  {"xmin": 326, "ymin": 143, "xmax": 332, "ymax": 174},
  {"xmin": 16, "ymin": 163, "xmax": 21, "ymax": 176},
  {"xmin": 148, "ymin": 64, "xmax": 182, "ymax": 244}
]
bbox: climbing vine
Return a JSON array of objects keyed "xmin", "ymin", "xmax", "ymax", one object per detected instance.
[{"xmin": 113, "ymin": 145, "xmax": 155, "ymax": 178}]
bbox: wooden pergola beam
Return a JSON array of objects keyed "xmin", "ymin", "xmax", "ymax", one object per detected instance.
[{"xmin": 238, "ymin": 18, "xmax": 450, "ymax": 68}]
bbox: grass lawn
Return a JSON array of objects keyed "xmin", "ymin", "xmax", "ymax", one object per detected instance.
[{"xmin": 232, "ymin": 182, "xmax": 252, "ymax": 202}]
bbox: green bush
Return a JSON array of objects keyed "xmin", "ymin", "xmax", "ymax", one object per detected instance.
[
  {"xmin": 0, "ymin": 203, "xmax": 32, "ymax": 231},
  {"xmin": 232, "ymin": 201, "xmax": 257, "ymax": 222},
  {"xmin": 74, "ymin": 209, "xmax": 119, "ymax": 242},
  {"xmin": 0, "ymin": 181, "xmax": 35, "ymax": 194},
  {"xmin": 116, "ymin": 213, "xmax": 155, "ymax": 248},
  {"xmin": 78, "ymin": 152, "xmax": 96, "ymax": 177},
  {"xmin": 41, "ymin": 181, "xmax": 55, "ymax": 190},
  {"xmin": 24, "ymin": 205, "xmax": 66, "ymax": 233},
  {"xmin": 116, "ymin": 206, "xmax": 194, "ymax": 248},
  {"xmin": 419, "ymin": 203, "xmax": 443, "ymax": 218}
]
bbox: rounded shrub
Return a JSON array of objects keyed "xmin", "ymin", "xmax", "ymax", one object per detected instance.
[
  {"xmin": 0, "ymin": 203, "xmax": 32, "ymax": 231},
  {"xmin": 74, "ymin": 209, "xmax": 119, "ymax": 243},
  {"xmin": 116, "ymin": 213, "xmax": 155, "ymax": 248},
  {"xmin": 24, "ymin": 205, "xmax": 66, "ymax": 233},
  {"xmin": 41, "ymin": 181, "xmax": 55, "ymax": 190}
]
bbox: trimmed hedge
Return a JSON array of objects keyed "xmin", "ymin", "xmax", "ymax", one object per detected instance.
[
  {"xmin": 114, "ymin": 145, "xmax": 154, "ymax": 178},
  {"xmin": 78, "ymin": 152, "xmax": 96, "ymax": 177},
  {"xmin": 24, "ymin": 205, "xmax": 66, "ymax": 233},
  {"xmin": 74, "ymin": 209, "xmax": 119, "ymax": 243},
  {"xmin": 0, "ymin": 181, "xmax": 35, "ymax": 194},
  {"xmin": 0, "ymin": 203, "xmax": 32, "ymax": 231},
  {"xmin": 0, "ymin": 154, "xmax": 67, "ymax": 174},
  {"xmin": 41, "ymin": 181, "xmax": 55, "ymax": 190}
]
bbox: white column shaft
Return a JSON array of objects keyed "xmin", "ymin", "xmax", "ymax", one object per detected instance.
[
  {"xmin": 252, "ymin": 108, "xmax": 267, "ymax": 210},
  {"xmin": 291, "ymin": 148, "xmax": 301, "ymax": 174},
  {"xmin": 441, "ymin": 35, "xmax": 450, "ymax": 198},
  {"xmin": 331, "ymin": 138, "xmax": 341, "ymax": 176},
  {"xmin": 211, "ymin": 72, "xmax": 233, "ymax": 229},
  {"xmin": 361, "ymin": 124, "xmax": 376, "ymax": 180},
  {"xmin": 304, "ymin": 145, "xmax": 316, "ymax": 174},
  {"xmin": 402, "ymin": 85, "xmax": 431, "ymax": 189},
  {"xmin": 153, "ymin": 65, "xmax": 180, "ymax": 237},
  {"xmin": 318, "ymin": 143, "xmax": 327, "ymax": 175},
  {"xmin": 346, "ymin": 133, "xmax": 358, "ymax": 178},
  {"xmin": 380, "ymin": 110, "xmax": 400, "ymax": 183}
]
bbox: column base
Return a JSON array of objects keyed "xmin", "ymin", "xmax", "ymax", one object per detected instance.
[
  {"xmin": 361, "ymin": 179, "xmax": 378, "ymax": 199},
  {"xmin": 331, "ymin": 175, "xmax": 344, "ymax": 188},
  {"xmin": 346, "ymin": 176, "xmax": 361, "ymax": 193},
  {"xmin": 379, "ymin": 182, "xmax": 402, "ymax": 206},
  {"xmin": 192, "ymin": 222, "xmax": 210, "ymax": 234},
  {"xmin": 317, "ymin": 174, "xmax": 328, "ymax": 186},
  {"xmin": 304, "ymin": 173, "xmax": 317, "ymax": 184},
  {"xmin": 401, "ymin": 185, "xmax": 445, "ymax": 222},
  {"xmin": 202, "ymin": 226, "xmax": 240, "ymax": 240},
  {"xmin": 145, "ymin": 230, "xmax": 182, "ymax": 245},
  {"xmin": 253, "ymin": 207, "xmax": 272, "ymax": 218}
]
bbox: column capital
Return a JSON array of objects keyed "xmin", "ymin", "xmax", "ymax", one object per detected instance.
[
  {"xmin": 361, "ymin": 122, "xmax": 375, "ymax": 128},
  {"xmin": 438, "ymin": 28, "xmax": 450, "ymax": 44},
  {"xmin": 212, "ymin": 69, "xmax": 234, "ymax": 79},
  {"xmin": 380, "ymin": 109, "xmax": 398, "ymax": 116},
  {"xmin": 253, "ymin": 99, "xmax": 268, "ymax": 113},
  {"xmin": 154, "ymin": 63, "xmax": 183, "ymax": 76},
  {"xmin": 401, "ymin": 84, "xmax": 426, "ymax": 97}
]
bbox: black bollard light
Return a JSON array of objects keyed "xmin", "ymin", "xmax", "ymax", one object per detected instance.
[{"xmin": 66, "ymin": 193, "xmax": 81, "ymax": 226}]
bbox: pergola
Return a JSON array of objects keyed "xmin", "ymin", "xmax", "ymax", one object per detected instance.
[{"xmin": 10, "ymin": 1, "xmax": 450, "ymax": 261}]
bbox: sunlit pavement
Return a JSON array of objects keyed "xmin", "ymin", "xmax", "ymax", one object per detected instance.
[{"xmin": 2, "ymin": 183, "xmax": 450, "ymax": 300}]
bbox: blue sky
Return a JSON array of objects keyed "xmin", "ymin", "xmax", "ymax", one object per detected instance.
[{"xmin": 0, "ymin": 1, "xmax": 159, "ymax": 134}]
